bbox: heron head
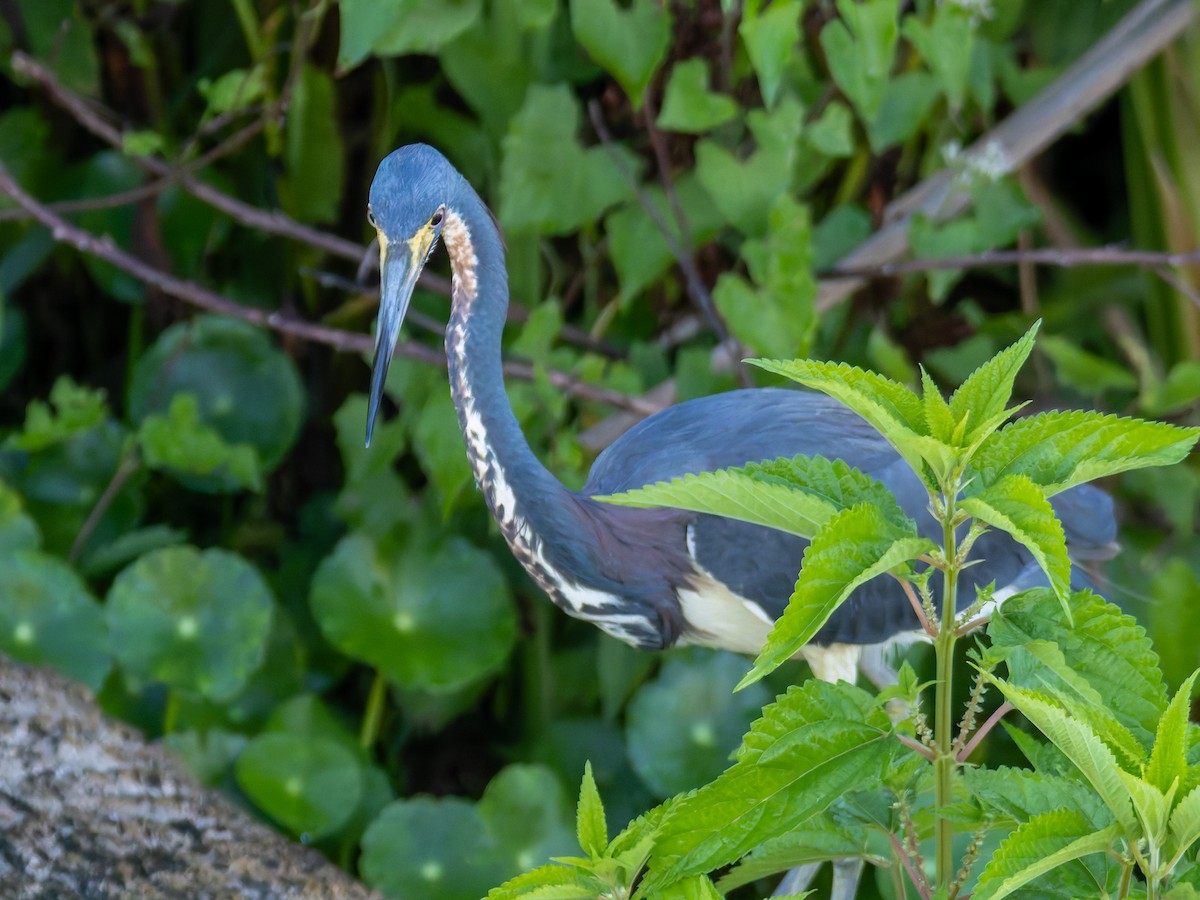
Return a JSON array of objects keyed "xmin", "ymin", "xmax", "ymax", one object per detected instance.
[{"xmin": 365, "ymin": 144, "xmax": 457, "ymax": 447}]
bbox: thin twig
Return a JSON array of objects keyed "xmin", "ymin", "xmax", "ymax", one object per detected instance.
[
  {"xmin": 69, "ymin": 449, "xmax": 141, "ymax": 564},
  {"xmin": 0, "ymin": 166, "xmax": 657, "ymax": 415},
  {"xmin": 588, "ymin": 99, "xmax": 736, "ymax": 349},
  {"xmin": 825, "ymin": 243, "xmax": 1200, "ymax": 291},
  {"xmin": 897, "ymin": 733, "xmax": 936, "ymax": 761},
  {"xmin": 956, "ymin": 701, "xmax": 1014, "ymax": 763}
]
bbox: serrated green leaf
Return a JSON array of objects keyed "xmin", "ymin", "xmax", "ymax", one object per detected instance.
[
  {"xmin": 598, "ymin": 453, "xmax": 907, "ymax": 541},
  {"xmin": 577, "ymin": 761, "xmax": 607, "ymax": 859},
  {"xmin": 995, "ymin": 639, "xmax": 1147, "ymax": 771},
  {"xmin": 990, "ymin": 680, "xmax": 1139, "ymax": 834},
  {"xmin": 750, "ymin": 357, "xmax": 953, "ymax": 484},
  {"xmin": 657, "ymin": 59, "xmax": 738, "ymax": 133},
  {"xmin": 921, "ymin": 368, "xmax": 956, "ymax": 443},
  {"xmin": 486, "ymin": 863, "xmax": 599, "ymax": 900},
  {"xmin": 988, "ymin": 589, "xmax": 1168, "ymax": 745},
  {"xmin": 742, "ymin": 504, "xmax": 933, "ymax": 687},
  {"xmin": 569, "ymin": 0, "xmax": 670, "ymax": 109},
  {"xmin": 973, "ymin": 810, "xmax": 1120, "ymax": 900},
  {"xmin": 739, "ymin": 0, "xmax": 801, "ymax": 108},
  {"xmin": 656, "ymin": 875, "xmax": 725, "ymax": 900},
  {"xmin": 1119, "ymin": 769, "xmax": 1170, "ymax": 844},
  {"xmin": 716, "ymin": 819, "xmax": 878, "ymax": 891},
  {"xmin": 973, "ymin": 410, "xmax": 1200, "ymax": 495},
  {"xmin": 1168, "ymin": 785, "xmax": 1200, "ymax": 865},
  {"xmin": 1148, "ymin": 671, "xmax": 1200, "ymax": 795},
  {"xmin": 960, "ymin": 474, "xmax": 1071, "ymax": 614},
  {"xmin": 964, "ymin": 766, "xmax": 1114, "ymax": 828},
  {"xmin": 947, "ymin": 321, "xmax": 1039, "ymax": 448},
  {"xmin": 646, "ymin": 716, "xmax": 890, "ymax": 887}
]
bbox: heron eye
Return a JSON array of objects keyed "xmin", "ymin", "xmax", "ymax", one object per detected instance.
[{"xmin": 430, "ymin": 208, "xmax": 445, "ymax": 228}]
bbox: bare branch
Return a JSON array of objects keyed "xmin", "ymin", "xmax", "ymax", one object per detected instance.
[{"xmin": 0, "ymin": 167, "xmax": 657, "ymax": 415}]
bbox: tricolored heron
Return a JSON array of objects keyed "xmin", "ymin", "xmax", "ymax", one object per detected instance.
[
  {"xmin": 364, "ymin": 143, "xmax": 1115, "ymax": 678},
  {"xmin": 362, "ymin": 145, "xmax": 1116, "ymax": 893}
]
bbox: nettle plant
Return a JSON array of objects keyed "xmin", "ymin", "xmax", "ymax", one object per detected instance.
[{"xmin": 486, "ymin": 323, "xmax": 1200, "ymax": 900}]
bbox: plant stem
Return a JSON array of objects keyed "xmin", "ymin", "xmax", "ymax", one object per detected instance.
[
  {"xmin": 934, "ymin": 508, "xmax": 961, "ymax": 891},
  {"xmin": 163, "ymin": 689, "xmax": 181, "ymax": 735},
  {"xmin": 359, "ymin": 669, "xmax": 387, "ymax": 751}
]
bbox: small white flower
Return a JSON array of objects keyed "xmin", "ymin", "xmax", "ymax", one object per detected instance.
[{"xmin": 942, "ymin": 0, "xmax": 995, "ymax": 26}]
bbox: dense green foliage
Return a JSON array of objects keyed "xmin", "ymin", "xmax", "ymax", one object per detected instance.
[{"xmin": 1, "ymin": 0, "xmax": 1199, "ymax": 897}]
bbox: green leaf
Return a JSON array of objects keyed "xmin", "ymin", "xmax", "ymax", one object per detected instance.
[
  {"xmin": 606, "ymin": 174, "xmax": 724, "ymax": 303},
  {"xmin": 993, "ymin": 638, "xmax": 1147, "ymax": 771},
  {"xmin": 1040, "ymin": 335, "xmax": 1139, "ymax": 395},
  {"xmin": 626, "ymin": 651, "xmax": 770, "ymax": 796},
  {"xmin": 486, "ymin": 864, "xmax": 600, "ymax": 900},
  {"xmin": 947, "ymin": 321, "xmax": 1039, "ymax": 450},
  {"xmin": 965, "ymin": 765, "xmax": 1114, "ymax": 827},
  {"xmin": 600, "ymin": 453, "xmax": 909, "ymax": 541},
  {"xmin": 1118, "ymin": 768, "xmax": 1170, "ymax": 844},
  {"xmin": 656, "ymin": 875, "xmax": 726, "ymax": 900},
  {"xmin": 279, "ymin": 65, "xmax": 345, "ymax": 224},
  {"xmin": 338, "ymin": 0, "xmax": 483, "ymax": 67},
  {"xmin": 128, "ymin": 316, "xmax": 305, "ymax": 479},
  {"xmin": 1147, "ymin": 671, "xmax": 1200, "ymax": 794},
  {"xmin": 866, "ymin": 71, "xmax": 941, "ymax": 152},
  {"xmin": 694, "ymin": 98, "xmax": 803, "ymax": 235},
  {"xmin": 361, "ymin": 797, "xmax": 504, "ymax": 900},
  {"xmin": 235, "ymin": 733, "xmax": 364, "ymax": 840},
  {"xmin": 106, "ymin": 546, "xmax": 274, "ymax": 701},
  {"xmin": 959, "ymin": 474, "xmax": 1071, "ymax": 612},
  {"xmin": 499, "ymin": 84, "xmax": 634, "ymax": 235},
  {"xmin": 646, "ymin": 691, "xmax": 890, "ymax": 887},
  {"xmin": 739, "ymin": 0, "xmax": 801, "ymax": 108},
  {"xmin": 805, "ymin": 101, "xmax": 855, "ymax": 157},
  {"xmin": 1168, "ymin": 784, "xmax": 1200, "ymax": 864},
  {"xmin": 22, "ymin": 0, "xmax": 99, "ymax": 96},
  {"xmin": 138, "ymin": 393, "xmax": 263, "ymax": 492},
  {"xmin": 0, "ymin": 482, "xmax": 40, "ymax": 555},
  {"xmin": 973, "ymin": 409, "xmax": 1200, "ymax": 495},
  {"xmin": 577, "ymin": 762, "xmax": 608, "ymax": 859},
  {"xmin": 990, "ymin": 680, "xmax": 1139, "ymax": 834},
  {"xmin": 480, "ymin": 765, "xmax": 577, "ymax": 875},
  {"xmin": 973, "ymin": 811, "xmax": 1120, "ymax": 900},
  {"xmin": 717, "ymin": 819, "xmax": 878, "ymax": 891},
  {"xmin": 657, "ymin": 59, "xmax": 738, "ymax": 133},
  {"xmin": 569, "ymin": 0, "xmax": 671, "ymax": 109},
  {"xmin": 713, "ymin": 194, "xmax": 817, "ymax": 358},
  {"xmin": 9, "ymin": 375, "xmax": 109, "ymax": 452},
  {"xmin": 820, "ymin": 0, "xmax": 900, "ymax": 122},
  {"xmin": 196, "ymin": 67, "xmax": 266, "ymax": 118},
  {"xmin": 749, "ymin": 356, "xmax": 951, "ymax": 485},
  {"xmin": 904, "ymin": 3, "xmax": 975, "ymax": 110},
  {"xmin": 309, "ymin": 531, "xmax": 515, "ymax": 691},
  {"xmin": 0, "ymin": 549, "xmax": 111, "ymax": 690},
  {"xmin": 989, "ymin": 589, "xmax": 1168, "ymax": 746},
  {"xmin": 743, "ymin": 504, "xmax": 933, "ymax": 688},
  {"xmin": 413, "ymin": 387, "xmax": 475, "ymax": 514}
]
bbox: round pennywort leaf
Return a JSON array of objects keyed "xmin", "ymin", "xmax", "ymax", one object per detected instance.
[
  {"xmin": 310, "ymin": 532, "xmax": 515, "ymax": 691},
  {"xmin": 626, "ymin": 650, "xmax": 770, "ymax": 796},
  {"xmin": 107, "ymin": 545, "xmax": 273, "ymax": 700},
  {"xmin": 235, "ymin": 733, "xmax": 363, "ymax": 840},
  {"xmin": 0, "ymin": 550, "xmax": 111, "ymax": 690}
]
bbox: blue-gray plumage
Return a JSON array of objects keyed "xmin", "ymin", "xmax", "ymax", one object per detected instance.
[{"xmin": 364, "ymin": 144, "xmax": 1117, "ymax": 680}]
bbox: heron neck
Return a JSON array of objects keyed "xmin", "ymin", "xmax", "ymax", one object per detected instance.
[{"xmin": 443, "ymin": 191, "xmax": 566, "ymax": 536}]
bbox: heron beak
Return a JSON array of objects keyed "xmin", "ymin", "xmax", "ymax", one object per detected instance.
[{"xmin": 366, "ymin": 230, "xmax": 432, "ymax": 447}]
